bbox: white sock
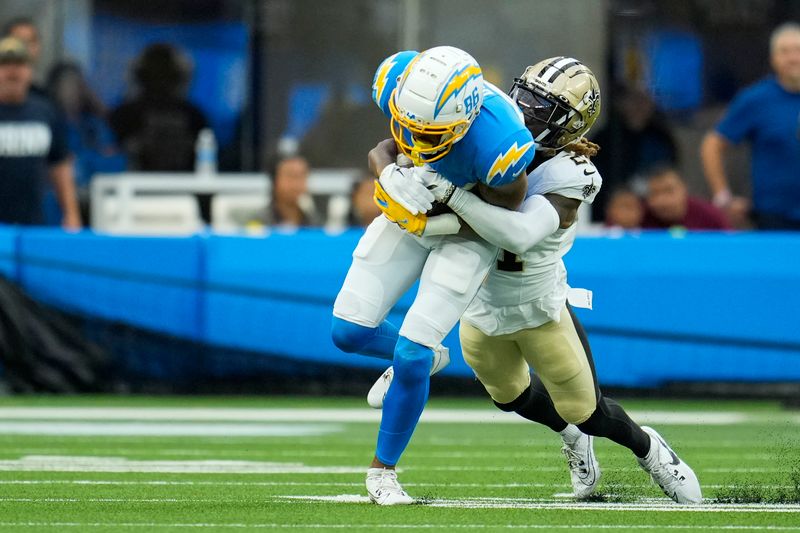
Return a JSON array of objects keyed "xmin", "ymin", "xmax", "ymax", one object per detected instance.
[{"xmin": 559, "ymin": 424, "xmax": 582, "ymax": 445}]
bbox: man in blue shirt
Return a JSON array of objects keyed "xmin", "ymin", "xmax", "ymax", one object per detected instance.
[
  {"xmin": 0, "ymin": 37, "xmax": 80, "ymax": 228},
  {"xmin": 701, "ymin": 22, "xmax": 800, "ymax": 229}
]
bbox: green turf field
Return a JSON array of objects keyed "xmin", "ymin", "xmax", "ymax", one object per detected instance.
[{"xmin": 0, "ymin": 395, "xmax": 796, "ymax": 532}]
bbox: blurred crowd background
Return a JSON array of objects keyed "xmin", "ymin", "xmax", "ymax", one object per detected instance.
[
  {"xmin": 0, "ymin": 0, "xmax": 798, "ymax": 397},
  {"xmin": 1, "ymin": 0, "xmax": 799, "ymax": 235}
]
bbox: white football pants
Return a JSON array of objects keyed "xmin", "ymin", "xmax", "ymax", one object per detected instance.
[{"xmin": 333, "ymin": 215, "xmax": 499, "ymax": 348}]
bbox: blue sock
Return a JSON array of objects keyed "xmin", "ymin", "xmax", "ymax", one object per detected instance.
[
  {"xmin": 330, "ymin": 316, "xmax": 399, "ymax": 361},
  {"xmin": 375, "ymin": 337, "xmax": 433, "ymax": 465}
]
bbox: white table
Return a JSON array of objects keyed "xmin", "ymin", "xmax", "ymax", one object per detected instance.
[
  {"xmin": 90, "ymin": 172, "xmax": 270, "ymax": 231},
  {"xmin": 90, "ymin": 168, "xmax": 363, "ymax": 234}
]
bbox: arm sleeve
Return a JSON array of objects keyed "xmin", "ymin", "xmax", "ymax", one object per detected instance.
[
  {"xmin": 715, "ymin": 88, "xmax": 757, "ymax": 144},
  {"xmin": 447, "ymin": 189, "xmax": 560, "ymax": 255}
]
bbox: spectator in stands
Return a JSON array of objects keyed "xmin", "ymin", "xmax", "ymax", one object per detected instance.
[
  {"xmin": 604, "ymin": 186, "xmax": 644, "ymax": 230},
  {"xmin": 347, "ymin": 171, "xmax": 381, "ymax": 227},
  {"xmin": 2, "ymin": 17, "xmax": 45, "ymax": 97},
  {"xmin": 46, "ymin": 61, "xmax": 126, "ymax": 222},
  {"xmin": 591, "ymin": 86, "xmax": 679, "ymax": 222},
  {"xmin": 0, "ymin": 37, "xmax": 80, "ymax": 228},
  {"xmin": 110, "ymin": 43, "xmax": 208, "ymax": 172},
  {"xmin": 300, "ymin": 87, "xmax": 388, "ymax": 168},
  {"xmin": 701, "ymin": 22, "xmax": 800, "ymax": 230},
  {"xmin": 642, "ymin": 165, "xmax": 730, "ymax": 230},
  {"xmin": 264, "ymin": 155, "xmax": 320, "ymax": 227}
]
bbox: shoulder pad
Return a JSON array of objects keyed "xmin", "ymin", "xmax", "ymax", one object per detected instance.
[
  {"xmin": 472, "ymin": 88, "xmax": 534, "ymax": 186},
  {"xmin": 530, "ymin": 152, "xmax": 603, "ymax": 203},
  {"xmin": 482, "ymin": 130, "xmax": 535, "ymax": 186}
]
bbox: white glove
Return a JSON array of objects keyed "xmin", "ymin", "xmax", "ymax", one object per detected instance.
[
  {"xmin": 414, "ymin": 166, "xmax": 457, "ymax": 204},
  {"xmin": 378, "ymin": 163, "xmax": 434, "ymax": 215}
]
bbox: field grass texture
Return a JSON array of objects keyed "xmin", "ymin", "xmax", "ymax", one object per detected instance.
[{"xmin": 0, "ymin": 395, "xmax": 795, "ymax": 532}]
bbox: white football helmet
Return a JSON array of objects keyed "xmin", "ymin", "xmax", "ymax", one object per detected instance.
[
  {"xmin": 389, "ymin": 46, "xmax": 484, "ymax": 165},
  {"xmin": 509, "ymin": 57, "xmax": 601, "ymax": 150}
]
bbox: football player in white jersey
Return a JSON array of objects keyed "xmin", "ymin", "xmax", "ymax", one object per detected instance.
[
  {"xmin": 373, "ymin": 57, "xmax": 703, "ymax": 505},
  {"xmin": 331, "ymin": 46, "xmax": 535, "ymax": 505}
]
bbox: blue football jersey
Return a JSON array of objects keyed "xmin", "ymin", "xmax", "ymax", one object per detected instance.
[{"xmin": 372, "ymin": 52, "xmax": 535, "ymax": 188}]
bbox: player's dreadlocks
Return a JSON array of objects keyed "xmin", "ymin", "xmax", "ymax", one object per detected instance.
[
  {"xmin": 565, "ymin": 137, "xmax": 600, "ymax": 157},
  {"xmin": 537, "ymin": 137, "xmax": 600, "ymax": 159}
]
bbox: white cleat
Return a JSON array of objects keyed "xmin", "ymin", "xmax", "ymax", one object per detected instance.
[
  {"xmin": 367, "ymin": 345, "xmax": 450, "ymax": 409},
  {"xmin": 561, "ymin": 433, "xmax": 601, "ymax": 499},
  {"xmin": 366, "ymin": 468, "xmax": 414, "ymax": 505},
  {"xmin": 637, "ymin": 426, "xmax": 702, "ymax": 504}
]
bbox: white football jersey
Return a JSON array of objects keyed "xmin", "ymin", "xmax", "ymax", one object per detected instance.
[{"xmin": 462, "ymin": 150, "xmax": 602, "ymax": 336}]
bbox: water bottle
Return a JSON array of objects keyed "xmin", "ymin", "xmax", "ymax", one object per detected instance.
[{"xmin": 195, "ymin": 128, "xmax": 218, "ymax": 175}]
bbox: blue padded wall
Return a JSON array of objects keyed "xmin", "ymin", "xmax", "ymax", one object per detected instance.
[
  {"xmin": 17, "ymin": 229, "xmax": 204, "ymax": 339},
  {"xmin": 565, "ymin": 232, "xmax": 800, "ymax": 384},
  {"xmin": 0, "ymin": 226, "xmax": 18, "ymax": 280},
  {"xmin": 5, "ymin": 227, "xmax": 799, "ymax": 385}
]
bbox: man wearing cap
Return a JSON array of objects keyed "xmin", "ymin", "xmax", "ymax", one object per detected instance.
[
  {"xmin": 0, "ymin": 37, "xmax": 80, "ymax": 228},
  {"xmin": 2, "ymin": 17, "xmax": 46, "ymax": 98}
]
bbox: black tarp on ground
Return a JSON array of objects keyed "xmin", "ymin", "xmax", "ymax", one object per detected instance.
[{"xmin": 0, "ymin": 277, "xmax": 109, "ymax": 393}]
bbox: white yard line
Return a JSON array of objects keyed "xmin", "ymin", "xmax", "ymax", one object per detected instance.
[
  {"xmin": 0, "ymin": 422, "xmax": 341, "ymax": 437},
  {"xmin": 1, "ymin": 492, "xmax": 799, "ymax": 516},
  {"xmin": 279, "ymin": 495, "xmax": 800, "ymax": 513},
  {"xmin": 0, "ymin": 407, "xmax": 789, "ymax": 425},
  {"xmin": 0, "ymin": 455, "xmax": 786, "ymax": 474},
  {"xmin": 0, "ymin": 456, "xmax": 364, "ymax": 474},
  {"xmin": 412, "ymin": 465, "xmax": 790, "ymax": 473},
  {"xmin": 423, "ymin": 438, "xmax": 787, "ymax": 447},
  {"xmin": 0, "ymin": 448, "xmax": 778, "ymax": 462},
  {"xmin": 0, "ymin": 480, "xmax": 795, "ymax": 490}
]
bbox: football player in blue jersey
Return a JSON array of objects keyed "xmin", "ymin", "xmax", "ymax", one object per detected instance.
[
  {"xmin": 330, "ymin": 46, "xmax": 535, "ymax": 505},
  {"xmin": 385, "ymin": 56, "xmax": 702, "ymax": 505}
]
